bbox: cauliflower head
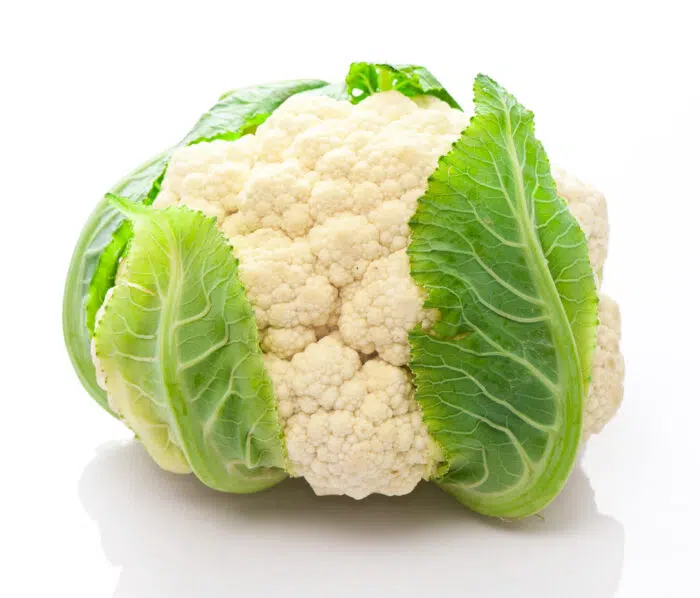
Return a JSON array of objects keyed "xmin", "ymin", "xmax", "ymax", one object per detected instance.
[
  {"xmin": 75, "ymin": 67, "xmax": 625, "ymax": 518},
  {"xmin": 149, "ymin": 91, "xmax": 622, "ymax": 498},
  {"xmin": 152, "ymin": 92, "xmax": 466, "ymax": 497}
]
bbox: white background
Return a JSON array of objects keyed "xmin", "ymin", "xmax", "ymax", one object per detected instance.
[{"xmin": 1, "ymin": 1, "xmax": 698, "ymax": 596}]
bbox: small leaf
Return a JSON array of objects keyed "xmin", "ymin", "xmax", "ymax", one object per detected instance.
[{"xmin": 346, "ymin": 62, "xmax": 461, "ymax": 108}]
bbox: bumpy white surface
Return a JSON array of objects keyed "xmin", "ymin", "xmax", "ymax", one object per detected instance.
[
  {"xmin": 263, "ymin": 335, "xmax": 440, "ymax": 498},
  {"xmin": 584, "ymin": 294, "xmax": 625, "ymax": 437},
  {"xmin": 147, "ymin": 91, "xmax": 623, "ymax": 497}
]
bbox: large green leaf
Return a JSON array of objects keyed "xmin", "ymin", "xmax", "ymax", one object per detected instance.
[
  {"xmin": 94, "ymin": 197, "xmax": 286, "ymax": 492},
  {"xmin": 408, "ymin": 75, "xmax": 598, "ymax": 518},
  {"xmin": 63, "ymin": 79, "xmax": 328, "ymax": 414}
]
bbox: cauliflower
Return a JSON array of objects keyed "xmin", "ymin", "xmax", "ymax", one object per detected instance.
[
  {"xmin": 150, "ymin": 91, "xmax": 622, "ymax": 497},
  {"xmin": 71, "ymin": 65, "xmax": 624, "ymax": 518},
  {"xmin": 339, "ymin": 250, "xmax": 438, "ymax": 367}
]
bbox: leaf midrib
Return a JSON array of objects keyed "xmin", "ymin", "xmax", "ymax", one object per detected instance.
[
  {"xmin": 489, "ymin": 96, "xmax": 584, "ymax": 509},
  {"xmin": 156, "ymin": 217, "xmax": 226, "ymax": 490}
]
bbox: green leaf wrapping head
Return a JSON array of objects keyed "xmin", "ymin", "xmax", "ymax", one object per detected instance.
[
  {"xmin": 93, "ymin": 196, "xmax": 286, "ymax": 492},
  {"xmin": 409, "ymin": 75, "xmax": 598, "ymax": 517},
  {"xmin": 64, "ymin": 80, "xmax": 330, "ymax": 416}
]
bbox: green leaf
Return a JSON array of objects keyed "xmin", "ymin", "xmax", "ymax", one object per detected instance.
[
  {"xmin": 346, "ymin": 62, "xmax": 461, "ymax": 109},
  {"xmin": 84, "ymin": 158, "xmax": 167, "ymax": 336},
  {"xmin": 63, "ymin": 151, "xmax": 170, "ymax": 416},
  {"xmin": 408, "ymin": 75, "xmax": 598, "ymax": 518},
  {"xmin": 63, "ymin": 79, "xmax": 328, "ymax": 413},
  {"xmin": 181, "ymin": 79, "xmax": 328, "ymax": 144},
  {"xmin": 93, "ymin": 197, "xmax": 286, "ymax": 492}
]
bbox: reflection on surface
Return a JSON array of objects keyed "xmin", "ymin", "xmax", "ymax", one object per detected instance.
[{"xmin": 80, "ymin": 441, "xmax": 624, "ymax": 597}]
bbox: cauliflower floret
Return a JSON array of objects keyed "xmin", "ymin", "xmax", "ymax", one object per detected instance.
[
  {"xmin": 307, "ymin": 179, "xmax": 385, "ymax": 224},
  {"xmin": 288, "ymin": 120, "xmax": 358, "ymax": 171},
  {"xmin": 353, "ymin": 90, "xmax": 420, "ymax": 122},
  {"xmin": 261, "ymin": 327, "xmax": 317, "ymax": 360},
  {"xmin": 271, "ymin": 94, "xmax": 354, "ymax": 122},
  {"xmin": 251, "ymin": 96, "xmax": 353, "ymax": 163},
  {"xmin": 553, "ymin": 167, "xmax": 609, "ymax": 280},
  {"xmin": 273, "ymin": 336, "xmax": 440, "ymax": 498},
  {"xmin": 309, "ymin": 215, "xmax": 386, "ymax": 287},
  {"xmin": 368, "ymin": 199, "xmax": 414, "ymax": 252},
  {"xmin": 287, "ymin": 334, "xmax": 361, "ymax": 404},
  {"xmin": 154, "ymin": 138, "xmax": 258, "ymax": 215},
  {"xmin": 307, "ymin": 179, "xmax": 354, "ymax": 223},
  {"xmin": 339, "ymin": 251, "xmax": 437, "ymax": 366},
  {"xmin": 236, "ymin": 161, "xmax": 314, "ymax": 235},
  {"xmin": 351, "ymin": 140, "xmax": 431, "ymax": 191},
  {"xmin": 401, "ymin": 100, "xmax": 470, "ymax": 135},
  {"xmin": 584, "ymin": 294, "xmax": 625, "ymax": 437},
  {"xmin": 232, "ymin": 230, "xmax": 337, "ymax": 331},
  {"xmin": 315, "ymin": 146, "xmax": 358, "ymax": 179}
]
